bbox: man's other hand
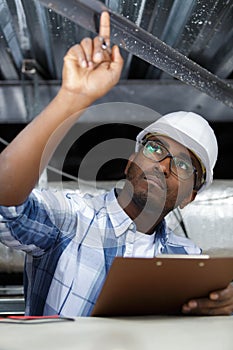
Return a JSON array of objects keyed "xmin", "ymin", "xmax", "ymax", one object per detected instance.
[{"xmin": 182, "ymin": 283, "xmax": 233, "ymax": 316}]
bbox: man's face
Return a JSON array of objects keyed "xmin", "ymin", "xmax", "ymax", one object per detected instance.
[{"xmin": 124, "ymin": 134, "xmax": 202, "ymax": 217}]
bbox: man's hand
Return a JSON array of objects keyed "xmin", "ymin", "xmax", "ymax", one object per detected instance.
[
  {"xmin": 182, "ymin": 283, "xmax": 233, "ymax": 316},
  {"xmin": 60, "ymin": 11, "xmax": 123, "ymax": 106}
]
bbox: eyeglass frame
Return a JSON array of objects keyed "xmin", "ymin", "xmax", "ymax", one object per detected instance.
[{"xmin": 138, "ymin": 135, "xmax": 206, "ymax": 191}]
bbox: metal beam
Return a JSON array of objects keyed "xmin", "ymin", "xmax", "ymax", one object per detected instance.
[
  {"xmin": 0, "ymin": 80, "xmax": 233, "ymax": 123},
  {"xmin": 38, "ymin": 0, "xmax": 233, "ymax": 109}
]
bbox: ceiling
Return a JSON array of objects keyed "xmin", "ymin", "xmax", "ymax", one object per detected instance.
[
  {"xmin": 0, "ymin": 0, "xmax": 233, "ymax": 122},
  {"xmin": 0, "ymin": 0, "xmax": 233, "ymax": 180},
  {"xmin": 1, "ymin": 0, "xmax": 233, "ymax": 79}
]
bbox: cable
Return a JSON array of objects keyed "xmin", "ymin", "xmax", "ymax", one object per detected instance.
[
  {"xmin": 0, "ymin": 137, "xmax": 10, "ymax": 147},
  {"xmin": 46, "ymin": 165, "xmax": 78, "ymax": 182},
  {"xmin": 172, "ymin": 208, "xmax": 189, "ymax": 238}
]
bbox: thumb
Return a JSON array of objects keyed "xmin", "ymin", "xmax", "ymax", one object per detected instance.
[{"xmin": 111, "ymin": 45, "xmax": 124, "ymax": 74}]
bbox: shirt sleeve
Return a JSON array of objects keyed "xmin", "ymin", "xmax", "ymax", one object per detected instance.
[{"xmin": 0, "ymin": 188, "xmax": 79, "ymax": 256}]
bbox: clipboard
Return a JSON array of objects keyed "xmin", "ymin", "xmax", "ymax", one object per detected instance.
[{"xmin": 91, "ymin": 255, "xmax": 233, "ymax": 316}]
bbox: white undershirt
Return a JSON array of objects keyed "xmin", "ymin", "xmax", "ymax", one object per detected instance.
[{"xmin": 124, "ymin": 230, "xmax": 156, "ymax": 258}]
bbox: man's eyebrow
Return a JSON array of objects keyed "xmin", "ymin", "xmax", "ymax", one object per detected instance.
[
  {"xmin": 147, "ymin": 135, "xmax": 170, "ymax": 149},
  {"xmin": 178, "ymin": 152, "xmax": 193, "ymax": 163}
]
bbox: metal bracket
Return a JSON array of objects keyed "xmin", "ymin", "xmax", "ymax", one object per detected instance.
[
  {"xmin": 21, "ymin": 59, "xmax": 41, "ymax": 121},
  {"xmin": 21, "ymin": 59, "xmax": 37, "ymax": 75}
]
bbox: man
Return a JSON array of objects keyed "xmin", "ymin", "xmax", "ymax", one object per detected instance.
[{"xmin": 0, "ymin": 12, "xmax": 232, "ymax": 317}]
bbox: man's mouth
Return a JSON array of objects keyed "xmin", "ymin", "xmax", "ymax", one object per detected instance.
[{"xmin": 144, "ymin": 174, "xmax": 165, "ymax": 190}]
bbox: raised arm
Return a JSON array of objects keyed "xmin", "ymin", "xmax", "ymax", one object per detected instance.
[{"xmin": 0, "ymin": 12, "xmax": 123, "ymax": 206}]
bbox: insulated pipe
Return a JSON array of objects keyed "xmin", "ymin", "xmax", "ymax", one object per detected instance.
[{"xmin": 38, "ymin": 0, "xmax": 233, "ymax": 109}]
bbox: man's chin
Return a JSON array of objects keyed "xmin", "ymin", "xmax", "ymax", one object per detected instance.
[{"xmin": 132, "ymin": 192, "xmax": 166, "ymax": 214}]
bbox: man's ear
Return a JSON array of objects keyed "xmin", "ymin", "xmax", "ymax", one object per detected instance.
[
  {"xmin": 124, "ymin": 153, "xmax": 137, "ymax": 176},
  {"xmin": 179, "ymin": 190, "xmax": 197, "ymax": 209}
]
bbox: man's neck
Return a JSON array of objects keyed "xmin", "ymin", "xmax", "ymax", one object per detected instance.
[{"xmin": 116, "ymin": 187, "xmax": 165, "ymax": 235}]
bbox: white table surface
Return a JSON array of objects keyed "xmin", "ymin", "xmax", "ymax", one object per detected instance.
[{"xmin": 1, "ymin": 316, "xmax": 233, "ymax": 350}]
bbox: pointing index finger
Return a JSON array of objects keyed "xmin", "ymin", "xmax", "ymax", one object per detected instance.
[{"xmin": 99, "ymin": 11, "xmax": 110, "ymax": 46}]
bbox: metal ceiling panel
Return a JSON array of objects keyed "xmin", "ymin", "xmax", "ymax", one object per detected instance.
[
  {"xmin": 37, "ymin": 0, "xmax": 233, "ymax": 109},
  {"xmin": 0, "ymin": 0, "xmax": 23, "ymax": 78},
  {"xmin": 157, "ymin": 0, "xmax": 196, "ymax": 46},
  {"xmin": 189, "ymin": 0, "xmax": 233, "ymax": 77},
  {"xmin": 20, "ymin": 0, "xmax": 57, "ymax": 78},
  {"xmin": 0, "ymin": 0, "xmax": 233, "ymax": 123},
  {"xmin": 175, "ymin": 0, "xmax": 224, "ymax": 56},
  {"xmin": 0, "ymin": 33, "xmax": 19, "ymax": 79}
]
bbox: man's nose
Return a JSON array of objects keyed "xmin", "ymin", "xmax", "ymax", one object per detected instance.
[{"xmin": 157, "ymin": 156, "xmax": 172, "ymax": 177}]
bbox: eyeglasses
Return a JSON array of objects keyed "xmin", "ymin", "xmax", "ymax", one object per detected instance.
[{"xmin": 140, "ymin": 139, "xmax": 198, "ymax": 182}]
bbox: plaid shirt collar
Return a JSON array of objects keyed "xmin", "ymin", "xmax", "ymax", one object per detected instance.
[{"xmin": 105, "ymin": 188, "xmax": 167, "ymax": 244}]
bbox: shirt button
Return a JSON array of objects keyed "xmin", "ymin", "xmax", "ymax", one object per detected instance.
[{"xmin": 129, "ymin": 223, "xmax": 134, "ymax": 230}]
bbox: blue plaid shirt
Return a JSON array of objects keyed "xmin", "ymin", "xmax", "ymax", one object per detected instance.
[{"xmin": 0, "ymin": 187, "xmax": 201, "ymax": 316}]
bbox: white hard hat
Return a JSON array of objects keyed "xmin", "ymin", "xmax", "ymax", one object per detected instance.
[{"xmin": 135, "ymin": 111, "xmax": 218, "ymax": 192}]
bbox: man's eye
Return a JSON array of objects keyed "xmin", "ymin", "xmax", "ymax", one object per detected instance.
[
  {"xmin": 175, "ymin": 158, "xmax": 190, "ymax": 171},
  {"xmin": 146, "ymin": 142, "xmax": 163, "ymax": 154}
]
